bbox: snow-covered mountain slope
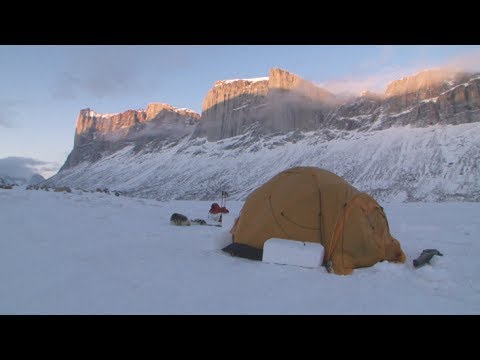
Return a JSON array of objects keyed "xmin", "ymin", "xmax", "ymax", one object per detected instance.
[
  {"xmin": 48, "ymin": 122, "xmax": 480, "ymax": 202},
  {"xmin": 48, "ymin": 68, "xmax": 480, "ymax": 202}
]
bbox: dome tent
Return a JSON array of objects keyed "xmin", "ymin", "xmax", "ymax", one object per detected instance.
[{"xmin": 227, "ymin": 167, "xmax": 406, "ymax": 275}]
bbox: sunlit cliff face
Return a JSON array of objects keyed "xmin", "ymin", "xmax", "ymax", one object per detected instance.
[
  {"xmin": 75, "ymin": 109, "xmax": 146, "ymax": 137},
  {"xmin": 195, "ymin": 68, "xmax": 340, "ymax": 141},
  {"xmin": 267, "ymin": 68, "xmax": 337, "ymax": 104},
  {"xmin": 202, "ymin": 68, "xmax": 337, "ymax": 113},
  {"xmin": 202, "ymin": 78, "xmax": 269, "ymax": 113},
  {"xmin": 76, "ymin": 103, "xmax": 200, "ymax": 141},
  {"xmin": 385, "ymin": 68, "xmax": 457, "ymax": 97}
]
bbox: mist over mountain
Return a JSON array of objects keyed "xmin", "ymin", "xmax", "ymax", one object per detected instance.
[{"xmin": 0, "ymin": 157, "xmax": 47, "ymax": 185}]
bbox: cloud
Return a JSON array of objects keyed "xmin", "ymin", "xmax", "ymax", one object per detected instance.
[
  {"xmin": 0, "ymin": 157, "xmax": 52, "ymax": 179},
  {"xmin": 51, "ymin": 72, "xmax": 82, "ymax": 100},
  {"xmin": 38, "ymin": 163, "xmax": 62, "ymax": 179},
  {"xmin": 317, "ymin": 65, "xmax": 420, "ymax": 96},
  {"xmin": 315, "ymin": 47, "xmax": 422, "ymax": 95},
  {"xmin": 38, "ymin": 164, "xmax": 61, "ymax": 173},
  {"xmin": 52, "ymin": 47, "xmax": 141, "ymax": 100},
  {"xmin": 317, "ymin": 47, "xmax": 480, "ymax": 97},
  {"xmin": 51, "ymin": 46, "xmax": 192, "ymax": 101},
  {"xmin": 0, "ymin": 99, "xmax": 26, "ymax": 128},
  {"xmin": 444, "ymin": 48, "xmax": 480, "ymax": 73}
]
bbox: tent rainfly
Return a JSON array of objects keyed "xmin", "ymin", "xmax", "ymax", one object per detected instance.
[{"xmin": 227, "ymin": 167, "xmax": 406, "ymax": 275}]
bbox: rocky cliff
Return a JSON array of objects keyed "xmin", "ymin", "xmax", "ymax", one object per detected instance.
[
  {"xmin": 385, "ymin": 69, "xmax": 457, "ymax": 98},
  {"xmin": 194, "ymin": 68, "xmax": 336, "ymax": 141},
  {"xmin": 325, "ymin": 70, "xmax": 480, "ymax": 131},
  {"xmin": 268, "ymin": 68, "xmax": 337, "ymax": 102},
  {"xmin": 62, "ymin": 103, "xmax": 200, "ymax": 169},
  {"xmin": 194, "ymin": 68, "xmax": 480, "ymax": 141},
  {"xmin": 193, "ymin": 77, "xmax": 269, "ymax": 141}
]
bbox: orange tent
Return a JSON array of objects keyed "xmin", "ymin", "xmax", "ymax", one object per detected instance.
[{"xmin": 229, "ymin": 167, "xmax": 406, "ymax": 275}]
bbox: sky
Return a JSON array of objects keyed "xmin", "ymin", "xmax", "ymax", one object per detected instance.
[
  {"xmin": 1, "ymin": 45, "xmax": 480, "ymax": 179},
  {"xmin": 1, "ymin": 187, "xmax": 479, "ymax": 314}
]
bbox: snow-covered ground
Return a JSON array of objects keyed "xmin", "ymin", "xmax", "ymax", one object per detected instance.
[{"xmin": 1, "ymin": 187, "xmax": 479, "ymax": 314}]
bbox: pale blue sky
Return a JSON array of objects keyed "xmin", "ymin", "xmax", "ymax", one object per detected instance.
[{"xmin": 1, "ymin": 45, "xmax": 479, "ymax": 178}]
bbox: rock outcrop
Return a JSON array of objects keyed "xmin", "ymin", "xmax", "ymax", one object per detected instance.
[
  {"xmin": 63, "ymin": 103, "xmax": 200, "ymax": 169},
  {"xmin": 195, "ymin": 68, "xmax": 480, "ymax": 141},
  {"xmin": 385, "ymin": 69, "xmax": 456, "ymax": 98},
  {"xmin": 194, "ymin": 77, "xmax": 269, "ymax": 141},
  {"xmin": 268, "ymin": 68, "xmax": 336, "ymax": 103},
  {"xmin": 194, "ymin": 68, "xmax": 336, "ymax": 141},
  {"xmin": 74, "ymin": 103, "xmax": 199, "ymax": 147},
  {"xmin": 323, "ymin": 70, "xmax": 480, "ymax": 131}
]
